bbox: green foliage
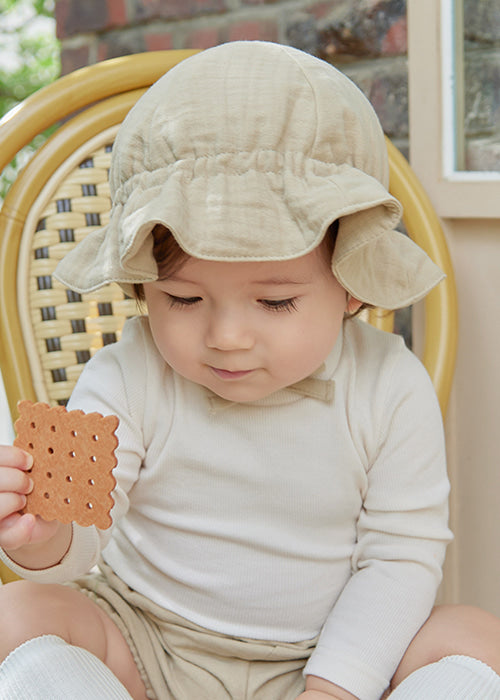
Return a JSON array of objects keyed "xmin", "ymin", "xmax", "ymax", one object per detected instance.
[
  {"xmin": 0, "ymin": 0, "xmax": 60, "ymax": 113},
  {"xmin": 0, "ymin": 35, "xmax": 60, "ymax": 115},
  {"xmin": 0, "ymin": 0, "xmax": 60, "ymax": 200}
]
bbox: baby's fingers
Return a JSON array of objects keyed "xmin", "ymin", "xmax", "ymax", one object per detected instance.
[
  {"xmin": 0, "ymin": 512, "xmax": 36, "ymax": 550},
  {"xmin": 0, "ymin": 466, "xmax": 33, "ymax": 497},
  {"xmin": 0, "ymin": 489, "xmax": 27, "ymax": 523},
  {"xmin": 0, "ymin": 512, "xmax": 59, "ymax": 551},
  {"xmin": 0, "ymin": 445, "xmax": 33, "ymax": 470},
  {"xmin": 0, "ymin": 467, "xmax": 33, "ymax": 536}
]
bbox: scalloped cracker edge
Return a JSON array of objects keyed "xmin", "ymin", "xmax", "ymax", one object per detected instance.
[{"xmin": 14, "ymin": 400, "xmax": 119, "ymax": 529}]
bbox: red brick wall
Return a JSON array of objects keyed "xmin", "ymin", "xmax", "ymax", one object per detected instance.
[{"xmin": 55, "ymin": 0, "xmax": 409, "ymax": 151}]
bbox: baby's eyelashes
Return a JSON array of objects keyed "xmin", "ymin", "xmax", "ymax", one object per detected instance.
[
  {"xmin": 258, "ymin": 298, "xmax": 299, "ymax": 313},
  {"xmin": 166, "ymin": 294, "xmax": 203, "ymax": 308}
]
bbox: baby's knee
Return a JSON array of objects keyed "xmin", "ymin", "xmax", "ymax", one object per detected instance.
[
  {"xmin": 0, "ymin": 578, "xmax": 60, "ymax": 613},
  {"xmin": 425, "ymin": 604, "xmax": 500, "ymax": 662},
  {"xmin": 393, "ymin": 604, "xmax": 500, "ymax": 686},
  {"xmin": 0, "ymin": 580, "xmax": 71, "ymax": 659},
  {"xmin": 0, "ymin": 578, "xmax": 41, "ymax": 618}
]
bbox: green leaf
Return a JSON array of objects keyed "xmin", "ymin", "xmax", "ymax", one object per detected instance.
[{"xmin": 0, "ymin": 0, "xmax": 60, "ymax": 202}]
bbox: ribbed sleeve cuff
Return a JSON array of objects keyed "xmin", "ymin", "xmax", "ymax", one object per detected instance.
[
  {"xmin": 0, "ymin": 524, "xmax": 100, "ymax": 583},
  {"xmin": 304, "ymin": 645, "xmax": 390, "ymax": 700}
]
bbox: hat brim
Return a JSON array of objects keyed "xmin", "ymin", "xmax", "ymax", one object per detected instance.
[{"xmin": 55, "ymin": 155, "xmax": 428, "ymax": 308}]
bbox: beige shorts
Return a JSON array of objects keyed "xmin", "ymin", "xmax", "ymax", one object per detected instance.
[{"xmin": 70, "ymin": 561, "xmax": 317, "ymax": 700}]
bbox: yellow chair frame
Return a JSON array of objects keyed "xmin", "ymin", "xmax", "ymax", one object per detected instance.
[{"xmin": 0, "ymin": 50, "xmax": 458, "ymax": 583}]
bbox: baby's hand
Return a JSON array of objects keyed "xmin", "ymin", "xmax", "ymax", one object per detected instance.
[
  {"xmin": 298, "ymin": 677, "xmax": 359, "ymax": 700},
  {"xmin": 0, "ymin": 445, "xmax": 60, "ymax": 551}
]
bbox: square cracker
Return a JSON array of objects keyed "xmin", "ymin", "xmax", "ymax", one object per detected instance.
[{"xmin": 14, "ymin": 400, "xmax": 119, "ymax": 529}]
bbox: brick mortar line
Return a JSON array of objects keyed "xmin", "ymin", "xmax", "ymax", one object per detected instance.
[{"xmin": 59, "ymin": 0, "xmax": 337, "ymax": 41}]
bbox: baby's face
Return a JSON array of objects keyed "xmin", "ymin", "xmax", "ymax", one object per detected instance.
[{"xmin": 143, "ymin": 246, "xmax": 360, "ymax": 402}]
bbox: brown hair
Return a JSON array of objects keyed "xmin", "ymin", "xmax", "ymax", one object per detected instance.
[
  {"xmin": 133, "ymin": 220, "xmax": 368, "ymax": 317},
  {"xmin": 134, "ymin": 225, "xmax": 189, "ymax": 301}
]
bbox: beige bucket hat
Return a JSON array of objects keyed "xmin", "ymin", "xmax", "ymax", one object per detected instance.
[{"xmin": 55, "ymin": 41, "xmax": 444, "ymax": 309}]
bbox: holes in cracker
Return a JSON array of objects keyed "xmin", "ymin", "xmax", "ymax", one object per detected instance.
[{"xmin": 14, "ymin": 401, "xmax": 119, "ymax": 529}]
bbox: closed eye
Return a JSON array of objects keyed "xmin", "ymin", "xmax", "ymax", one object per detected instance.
[
  {"xmin": 259, "ymin": 298, "xmax": 298, "ymax": 313},
  {"xmin": 167, "ymin": 294, "xmax": 202, "ymax": 308}
]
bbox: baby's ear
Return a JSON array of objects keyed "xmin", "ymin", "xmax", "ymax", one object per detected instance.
[{"xmin": 346, "ymin": 295, "xmax": 363, "ymax": 315}]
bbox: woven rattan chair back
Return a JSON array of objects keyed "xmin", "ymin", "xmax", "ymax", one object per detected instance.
[
  {"xmin": 0, "ymin": 50, "xmax": 458, "ymax": 423},
  {"xmin": 23, "ymin": 134, "xmax": 139, "ymax": 407},
  {"xmin": 0, "ymin": 52, "xmax": 197, "ymax": 424}
]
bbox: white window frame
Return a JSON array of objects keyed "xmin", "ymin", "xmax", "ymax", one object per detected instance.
[{"xmin": 408, "ymin": 0, "xmax": 500, "ymax": 218}]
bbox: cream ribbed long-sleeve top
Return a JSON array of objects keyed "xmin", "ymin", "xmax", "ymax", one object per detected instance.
[{"xmin": 2, "ymin": 316, "xmax": 451, "ymax": 699}]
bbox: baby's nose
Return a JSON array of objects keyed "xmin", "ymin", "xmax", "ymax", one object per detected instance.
[{"xmin": 205, "ymin": 309, "xmax": 254, "ymax": 351}]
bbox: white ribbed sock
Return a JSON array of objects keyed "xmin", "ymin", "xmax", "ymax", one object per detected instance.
[
  {"xmin": 0, "ymin": 634, "xmax": 133, "ymax": 699},
  {"xmin": 388, "ymin": 655, "xmax": 500, "ymax": 699}
]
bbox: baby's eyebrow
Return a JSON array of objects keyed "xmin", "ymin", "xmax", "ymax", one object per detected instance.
[
  {"xmin": 164, "ymin": 274, "xmax": 312, "ymax": 286},
  {"xmin": 251, "ymin": 276, "xmax": 312, "ymax": 286}
]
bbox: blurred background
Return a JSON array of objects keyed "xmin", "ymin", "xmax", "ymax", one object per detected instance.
[
  {"xmin": 1, "ymin": 0, "xmax": 499, "ymax": 616},
  {"xmin": 2, "ymin": 0, "xmax": 499, "ymax": 172}
]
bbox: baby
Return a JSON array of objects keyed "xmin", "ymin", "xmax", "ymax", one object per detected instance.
[{"xmin": 0, "ymin": 41, "xmax": 499, "ymax": 700}]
